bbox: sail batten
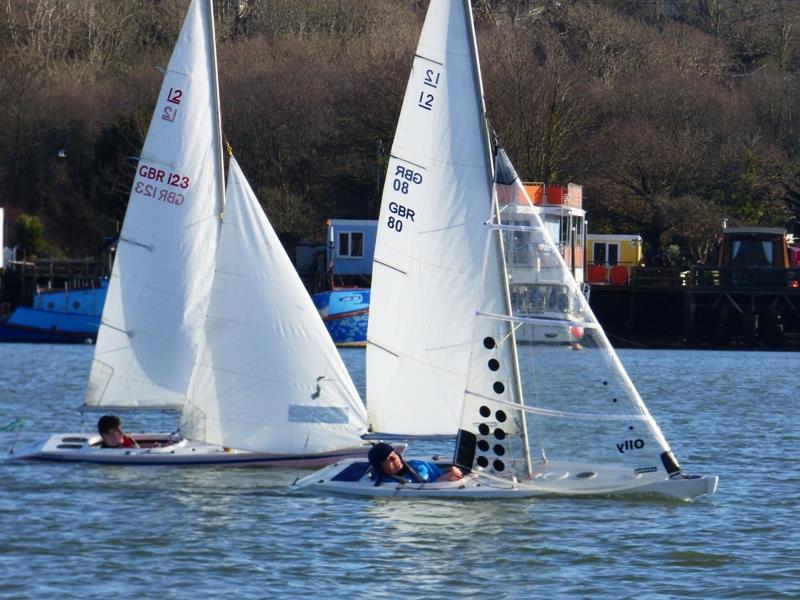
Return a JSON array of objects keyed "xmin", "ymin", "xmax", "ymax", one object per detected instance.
[{"xmin": 414, "ymin": 54, "xmax": 445, "ymax": 66}]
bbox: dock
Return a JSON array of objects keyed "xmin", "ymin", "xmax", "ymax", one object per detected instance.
[{"xmin": 590, "ymin": 265, "xmax": 800, "ymax": 349}]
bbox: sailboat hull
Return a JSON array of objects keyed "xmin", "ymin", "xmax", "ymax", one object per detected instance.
[
  {"xmin": 9, "ymin": 433, "xmax": 370, "ymax": 468},
  {"xmin": 293, "ymin": 457, "xmax": 718, "ymax": 500}
]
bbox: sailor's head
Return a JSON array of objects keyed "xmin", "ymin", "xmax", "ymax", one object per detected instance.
[
  {"xmin": 97, "ymin": 415, "xmax": 124, "ymax": 447},
  {"xmin": 368, "ymin": 442, "xmax": 402, "ymax": 475}
]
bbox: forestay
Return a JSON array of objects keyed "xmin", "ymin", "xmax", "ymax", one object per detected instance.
[
  {"xmin": 85, "ymin": 0, "xmax": 224, "ymax": 411},
  {"xmin": 457, "ymin": 149, "xmax": 681, "ymax": 481},
  {"xmin": 366, "ymin": 0, "xmax": 493, "ymax": 436},
  {"xmin": 181, "ymin": 158, "xmax": 368, "ymax": 454}
]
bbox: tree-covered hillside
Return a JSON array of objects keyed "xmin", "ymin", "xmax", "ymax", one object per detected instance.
[{"xmin": 1, "ymin": 0, "xmax": 798, "ymax": 261}]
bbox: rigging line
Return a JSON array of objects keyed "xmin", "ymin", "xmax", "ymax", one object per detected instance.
[
  {"xmin": 477, "ymin": 310, "xmax": 599, "ymax": 329},
  {"xmin": 293, "ymin": 428, "xmax": 313, "ymax": 484},
  {"xmin": 488, "ymin": 223, "xmax": 547, "ymax": 233},
  {"xmin": 0, "ymin": 417, "xmax": 24, "ymax": 432},
  {"xmin": 462, "ymin": 473, "xmax": 518, "ymax": 490},
  {"xmin": 464, "ymin": 390, "xmax": 651, "ymax": 422}
]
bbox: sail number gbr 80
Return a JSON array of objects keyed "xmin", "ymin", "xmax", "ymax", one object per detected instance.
[
  {"xmin": 134, "ymin": 164, "xmax": 191, "ymax": 206},
  {"xmin": 386, "ymin": 165, "xmax": 421, "ymax": 232}
]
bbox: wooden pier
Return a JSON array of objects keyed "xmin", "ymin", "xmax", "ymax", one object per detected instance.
[
  {"xmin": 0, "ymin": 258, "xmax": 109, "ymax": 308},
  {"xmin": 589, "ymin": 266, "xmax": 800, "ymax": 349}
]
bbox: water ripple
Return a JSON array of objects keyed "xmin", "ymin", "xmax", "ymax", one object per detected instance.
[{"xmin": 1, "ymin": 346, "xmax": 799, "ymax": 596}]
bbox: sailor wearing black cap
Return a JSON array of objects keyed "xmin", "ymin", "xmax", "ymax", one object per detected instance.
[{"xmin": 367, "ymin": 442, "xmax": 463, "ymax": 486}]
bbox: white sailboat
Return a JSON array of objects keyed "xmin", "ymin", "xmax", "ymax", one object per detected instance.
[
  {"xmin": 11, "ymin": 0, "xmax": 369, "ymax": 466},
  {"xmin": 294, "ymin": 0, "xmax": 718, "ymax": 499}
]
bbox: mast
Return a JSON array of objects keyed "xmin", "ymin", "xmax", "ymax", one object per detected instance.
[
  {"xmin": 203, "ymin": 0, "xmax": 226, "ymax": 214},
  {"xmin": 463, "ymin": 0, "xmax": 533, "ymax": 477}
]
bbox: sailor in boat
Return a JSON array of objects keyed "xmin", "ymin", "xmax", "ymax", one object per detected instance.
[
  {"xmin": 97, "ymin": 415, "xmax": 139, "ymax": 449},
  {"xmin": 367, "ymin": 443, "xmax": 463, "ymax": 486}
]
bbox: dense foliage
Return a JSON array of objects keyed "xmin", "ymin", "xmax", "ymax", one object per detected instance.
[{"xmin": 1, "ymin": 0, "xmax": 799, "ymax": 261}]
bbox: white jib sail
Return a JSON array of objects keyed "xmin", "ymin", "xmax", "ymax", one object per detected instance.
[
  {"xmin": 85, "ymin": 0, "xmax": 224, "ymax": 410},
  {"xmin": 181, "ymin": 158, "xmax": 368, "ymax": 454},
  {"xmin": 366, "ymin": 0, "xmax": 493, "ymax": 436},
  {"xmin": 458, "ymin": 148, "xmax": 678, "ymax": 480}
]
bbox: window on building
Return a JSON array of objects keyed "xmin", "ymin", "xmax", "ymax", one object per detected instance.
[
  {"xmin": 593, "ymin": 242, "xmax": 619, "ymax": 266},
  {"xmin": 337, "ymin": 232, "xmax": 364, "ymax": 258}
]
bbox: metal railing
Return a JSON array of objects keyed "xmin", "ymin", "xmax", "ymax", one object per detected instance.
[{"xmin": 690, "ymin": 266, "xmax": 800, "ymax": 290}]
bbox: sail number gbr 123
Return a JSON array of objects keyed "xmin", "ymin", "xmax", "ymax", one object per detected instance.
[{"xmin": 134, "ymin": 164, "xmax": 191, "ymax": 206}]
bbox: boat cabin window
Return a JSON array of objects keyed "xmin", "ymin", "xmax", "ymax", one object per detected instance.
[
  {"xmin": 730, "ymin": 239, "xmax": 773, "ymax": 268},
  {"xmin": 593, "ymin": 242, "xmax": 619, "ymax": 266},
  {"xmin": 510, "ymin": 219, "xmax": 531, "ymax": 265},
  {"xmin": 543, "ymin": 217, "xmax": 560, "ymax": 246},
  {"xmin": 560, "ymin": 217, "xmax": 582, "ymax": 248},
  {"xmin": 337, "ymin": 232, "xmax": 364, "ymax": 258}
]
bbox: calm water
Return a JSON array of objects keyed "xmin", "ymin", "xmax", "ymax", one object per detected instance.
[{"xmin": 0, "ymin": 344, "xmax": 798, "ymax": 598}]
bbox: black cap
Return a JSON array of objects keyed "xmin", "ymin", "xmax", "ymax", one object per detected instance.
[{"xmin": 368, "ymin": 442, "xmax": 394, "ymax": 467}]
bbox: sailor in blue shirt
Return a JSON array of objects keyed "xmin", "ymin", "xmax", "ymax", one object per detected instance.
[{"xmin": 368, "ymin": 442, "xmax": 463, "ymax": 484}]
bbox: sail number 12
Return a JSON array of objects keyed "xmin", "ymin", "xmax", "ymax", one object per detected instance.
[{"xmin": 417, "ymin": 68, "xmax": 441, "ymax": 112}]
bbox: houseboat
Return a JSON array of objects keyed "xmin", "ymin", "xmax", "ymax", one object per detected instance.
[{"xmin": 586, "ymin": 234, "xmax": 645, "ymax": 286}]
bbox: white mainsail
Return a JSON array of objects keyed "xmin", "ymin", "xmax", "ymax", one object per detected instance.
[
  {"xmin": 458, "ymin": 148, "xmax": 680, "ymax": 481},
  {"xmin": 366, "ymin": 0, "xmax": 493, "ymax": 436},
  {"xmin": 181, "ymin": 158, "xmax": 368, "ymax": 454},
  {"xmin": 85, "ymin": 0, "xmax": 224, "ymax": 410}
]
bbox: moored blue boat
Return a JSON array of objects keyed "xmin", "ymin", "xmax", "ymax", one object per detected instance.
[
  {"xmin": 0, "ymin": 279, "xmax": 107, "ymax": 343},
  {"xmin": 312, "ymin": 288, "xmax": 370, "ymax": 347},
  {"xmin": 303, "ymin": 219, "xmax": 376, "ymax": 346}
]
